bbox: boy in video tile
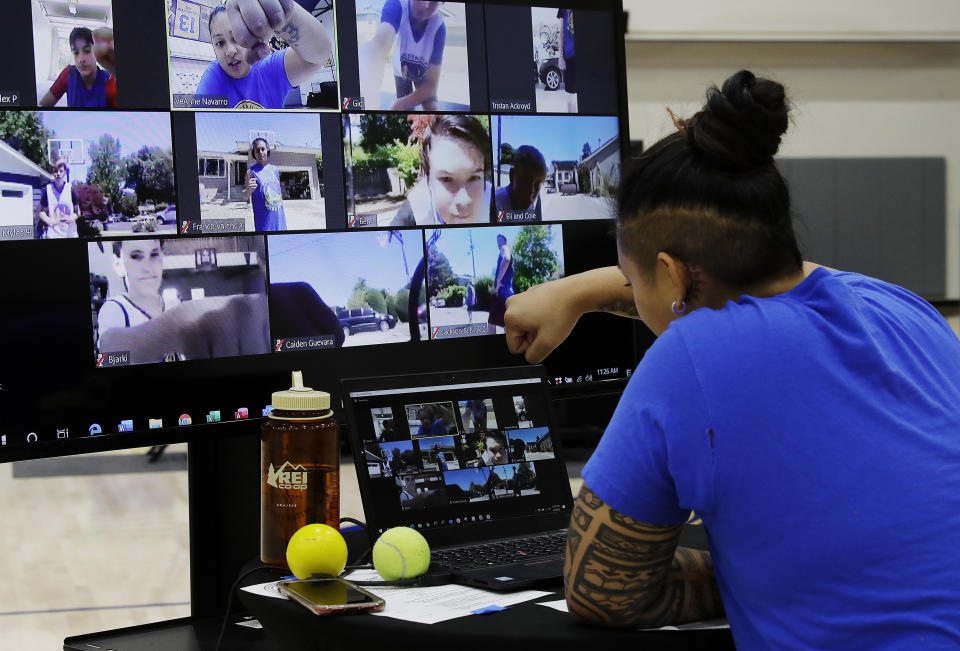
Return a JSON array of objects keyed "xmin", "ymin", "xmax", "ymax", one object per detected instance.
[
  {"xmin": 36, "ymin": 159, "xmax": 79, "ymax": 239},
  {"xmin": 360, "ymin": 0, "xmax": 446, "ymax": 110},
  {"xmin": 494, "ymin": 145, "xmax": 546, "ymax": 218},
  {"xmin": 195, "ymin": 0, "xmax": 333, "ymax": 109},
  {"xmin": 97, "ymin": 240, "xmax": 166, "ymax": 337},
  {"xmin": 478, "ymin": 432, "xmax": 508, "ymax": 466},
  {"xmin": 245, "ymin": 138, "xmax": 287, "ymax": 231},
  {"xmin": 39, "ymin": 27, "xmax": 116, "ymax": 108},
  {"xmin": 557, "ymin": 8, "xmax": 576, "ymax": 112},
  {"xmin": 486, "ymin": 233, "xmax": 513, "ymax": 334},
  {"xmin": 392, "ymin": 115, "xmax": 491, "ymax": 226}
]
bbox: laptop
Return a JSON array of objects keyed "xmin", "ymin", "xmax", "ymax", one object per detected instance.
[{"xmin": 342, "ymin": 365, "xmax": 575, "ymax": 591}]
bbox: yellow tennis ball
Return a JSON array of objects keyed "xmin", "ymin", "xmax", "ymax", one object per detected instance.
[
  {"xmin": 286, "ymin": 523, "xmax": 348, "ymax": 580},
  {"xmin": 372, "ymin": 526, "xmax": 431, "ymax": 581}
]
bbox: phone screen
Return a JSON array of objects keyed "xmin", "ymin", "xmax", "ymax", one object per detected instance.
[{"xmin": 282, "ymin": 578, "xmax": 380, "ymax": 607}]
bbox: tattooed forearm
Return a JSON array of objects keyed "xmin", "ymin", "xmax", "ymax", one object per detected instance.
[
  {"xmin": 597, "ymin": 300, "xmax": 640, "ymax": 319},
  {"xmin": 277, "ymin": 22, "xmax": 301, "ymax": 46},
  {"xmin": 564, "ymin": 484, "xmax": 724, "ymax": 628}
]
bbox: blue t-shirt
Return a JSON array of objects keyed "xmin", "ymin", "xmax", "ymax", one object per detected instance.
[
  {"xmin": 68, "ymin": 66, "xmax": 110, "ymax": 107},
  {"xmin": 249, "ymin": 163, "xmax": 287, "ymax": 231},
  {"xmin": 583, "ymin": 268, "xmax": 960, "ymax": 649},
  {"xmin": 194, "ymin": 50, "xmax": 292, "ymax": 109},
  {"xmin": 557, "ymin": 9, "xmax": 574, "ymax": 59},
  {"xmin": 496, "ymin": 249, "xmax": 514, "ymax": 299}
]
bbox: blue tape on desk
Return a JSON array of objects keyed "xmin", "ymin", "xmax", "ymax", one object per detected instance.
[{"xmin": 471, "ymin": 605, "xmax": 508, "ymax": 615}]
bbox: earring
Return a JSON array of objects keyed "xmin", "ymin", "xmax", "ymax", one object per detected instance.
[{"xmin": 671, "ymin": 300, "xmax": 686, "ymax": 315}]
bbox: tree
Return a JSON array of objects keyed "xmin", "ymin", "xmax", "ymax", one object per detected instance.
[
  {"xmin": 512, "ymin": 225, "xmax": 560, "ymax": 293},
  {"xmin": 87, "ymin": 134, "xmax": 125, "ymax": 211},
  {"xmin": 385, "ymin": 293, "xmax": 398, "ymax": 319},
  {"xmin": 364, "ymin": 289, "xmax": 387, "ymax": 314},
  {"xmin": 516, "ymin": 461, "xmax": 536, "ymax": 489},
  {"xmin": 128, "ymin": 145, "xmax": 175, "ymax": 206},
  {"xmin": 347, "ymin": 278, "xmax": 369, "ymax": 309},
  {"xmin": 500, "ymin": 143, "xmax": 515, "ymax": 165},
  {"xmin": 394, "ymin": 288, "xmax": 410, "ymax": 322},
  {"xmin": 358, "ymin": 114, "xmax": 411, "ymax": 151},
  {"xmin": 0, "ymin": 111, "xmax": 54, "ymax": 169},
  {"xmin": 426, "ymin": 243, "xmax": 456, "ymax": 296},
  {"xmin": 582, "ymin": 141, "xmax": 592, "ymax": 160}
]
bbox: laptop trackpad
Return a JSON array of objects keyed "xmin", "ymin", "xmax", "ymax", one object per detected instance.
[{"xmin": 458, "ymin": 556, "xmax": 564, "ymax": 590}]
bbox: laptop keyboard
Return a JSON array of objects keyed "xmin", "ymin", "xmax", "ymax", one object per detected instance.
[{"xmin": 432, "ymin": 531, "xmax": 567, "ymax": 570}]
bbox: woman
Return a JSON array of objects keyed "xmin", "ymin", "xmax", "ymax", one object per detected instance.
[
  {"xmin": 97, "ymin": 239, "xmax": 165, "ymax": 340},
  {"xmin": 391, "ymin": 114, "xmax": 491, "ymax": 226},
  {"xmin": 504, "ymin": 71, "xmax": 960, "ymax": 647}
]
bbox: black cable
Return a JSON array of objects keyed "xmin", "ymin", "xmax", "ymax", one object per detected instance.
[
  {"xmin": 214, "ymin": 564, "xmax": 286, "ymax": 651},
  {"xmin": 339, "ymin": 516, "xmax": 366, "ymax": 530}
]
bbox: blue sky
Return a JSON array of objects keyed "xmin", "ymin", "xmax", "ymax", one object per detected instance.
[
  {"xmin": 195, "ymin": 112, "xmax": 323, "ymax": 153},
  {"xmin": 444, "ymin": 467, "xmax": 489, "ymax": 490},
  {"xmin": 381, "ymin": 439, "xmax": 414, "ymax": 455},
  {"xmin": 491, "ymin": 463, "xmax": 521, "ymax": 481},
  {"xmin": 40, "ymin": 111, "xmax": 172, "ymax": 155},
  {"xmin": 268, "ymin": 231, "xmax": 424, "ymax": 307},
  {"xmin": 432, "ymin": 225, "xmax": 564, "ymax": 280},
  {"xmin": 506, "ymin": 427, "xmax": 549, "ymax": 445},
  {"xmin": 418, "ymin": 435, "xmax": 456, "ymax": 449},
  {"xmin": 491, "ymin": 115, "xmax": 619, "ymax": 166}
]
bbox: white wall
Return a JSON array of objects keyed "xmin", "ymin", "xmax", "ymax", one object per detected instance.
[
  {"xmin": 31, "ymin": 0, "xmax": 56, "ymax": 81},
  {"xmin": 624, "ymin": 41, "xmax": 960, "ymax": 298}
]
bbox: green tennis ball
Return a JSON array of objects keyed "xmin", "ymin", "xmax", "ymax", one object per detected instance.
[
  {"xmin": 372, "ymin": 526, "xmax": 431, "ymax": 580},
  {"xmin": 286, "ymin": 523, "xmax": 348, "ymax": 580}
]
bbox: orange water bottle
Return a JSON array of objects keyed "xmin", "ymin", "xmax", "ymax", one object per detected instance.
[{"xmin": 260, "ymin": 370, "xmax": 340, "ymax": 566}]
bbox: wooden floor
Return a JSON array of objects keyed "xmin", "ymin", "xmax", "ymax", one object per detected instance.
[{"xmin": 2, "ymin": 310, "xmax": 956, "ymax": 650}]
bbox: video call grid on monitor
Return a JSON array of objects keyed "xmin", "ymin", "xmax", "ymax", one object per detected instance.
[{"xmin": 0, "ymin": 0, "xmax": 632, "ymax": 458}]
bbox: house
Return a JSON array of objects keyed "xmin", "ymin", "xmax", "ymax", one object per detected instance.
[
  {"xmin": 578, "ymin": 135, "xmax": 620, "ymax": 195},
  {"xmin": 197, "ymin": 141, "xmax": 323, "ymax": 205},
  {"xmin": 0, "ymin": 139, "xmax": 53, "ymax": 234},
  {"xmin": 550, "ymin": 160, "xmax": 579, "ymax": 194}
]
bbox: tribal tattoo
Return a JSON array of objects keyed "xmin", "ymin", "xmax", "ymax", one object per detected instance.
[
  {"xmin": 597, "ymin": 299, "xmax": 640, "ymax": 319},
  {"xmin": 563, "ymin": 484, "xmax": 724, "ymax": 628}
]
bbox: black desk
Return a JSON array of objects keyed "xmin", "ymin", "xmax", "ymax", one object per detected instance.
[{"xmin": 65, "ymin": 526, "xmax": 733, "ymax": 651}]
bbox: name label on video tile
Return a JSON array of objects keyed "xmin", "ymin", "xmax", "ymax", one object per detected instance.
[
  {"xmin": 97, "ymin": 352, "xmax": 130, "ymax": 368},
  {"xmin": 201, "ymin": 218, "xmax": 247, "ymax": 233},
  {"xmin": 0, "ymin": 225, "xmax": 34, "ymax": 240},
  {"xmin": 274, "ymin": 337, "xmax": 337, "ymax": 352},
  {"xmin": 491, "ymin": 99, "xmax": 534, "ymax": 112},
  {"xmin": 0, "ymin": 91, "xmax": 22, "ymax": 106}
]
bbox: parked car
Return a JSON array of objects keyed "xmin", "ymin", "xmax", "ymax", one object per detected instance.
[
  {"xmin": 538, "ymin": 58, "xmax": 563, "ymax": 91},
  {"xmin": 156, "ymin": 205, "xmax": 176, "ymax": 225},
  {"xmin": 336, "ymin": 307, "xmax": 397, "ymax": 337}
]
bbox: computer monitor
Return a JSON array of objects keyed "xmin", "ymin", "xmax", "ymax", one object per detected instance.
[{"xmin": 0, "ymin": 0, "xmax": 636, "ymax": 462}]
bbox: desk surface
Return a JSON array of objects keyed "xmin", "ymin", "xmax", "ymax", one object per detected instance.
[{"xmin": 65, "ymin": 526, "xmax": 732, "ymax": 651}]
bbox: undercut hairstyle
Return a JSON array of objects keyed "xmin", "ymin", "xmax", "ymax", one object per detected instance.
[
  {"xmin": 420, "ymin": 115, "xmax": 491, "ymax": 178},
  {"xmin": 69, "ymin": 27, "xmax": 94, "ymax": 50},
  {"xmin": 617, "ymin": 70, "xmax": 803, "ymax": 295},
  {"xmin": 512, "ymin": 145, "xmax": 547, "ymax": 176}
]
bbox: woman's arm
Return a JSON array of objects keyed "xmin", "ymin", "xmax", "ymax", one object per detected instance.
[
  {"xmin": 390, "ymin": 65, "xmax": 441, "ymax": 111},
  {"xmin": 504, "ymin": 266, "xmax": 638, "ymax": 363}
]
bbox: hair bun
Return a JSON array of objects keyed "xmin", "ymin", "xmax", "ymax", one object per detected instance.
[{"xmin": 684, "ymin": 70, "xmax": 789, "ymax": 171}]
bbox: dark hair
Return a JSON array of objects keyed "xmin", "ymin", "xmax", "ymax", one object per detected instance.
[
  {"xmin": 112, "ymin": 239, "xmax": 164, "ymax": 257},
  {"xmin": 420, "ymin": 115, "xmax": 490, "ymax": 177},
  {"xmin": 250, "ymin": 137, "xmax": 271, "ymax": 158},
  {"xmin": 512, "ymin": 145, "xmax": 547, "ymax": 175},
  {"xmin": 208, "ymin": 5, "xmax": 227, "ymax": 36},
  {"xmin": 69, "ymin": 27, "xmax": 94, "ymax": 50},
  {"xmin": 617, "ymin": 70, "xmax": 802, "ymax": 293}
]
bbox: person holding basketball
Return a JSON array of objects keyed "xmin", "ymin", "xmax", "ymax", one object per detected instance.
[
  {"xmin": 194, "ymin": 0, "xmax": 333, "ymax": 109},
  {"xmin": 36, "ymin": 159, "xmax": 79, "ymax": 239}
]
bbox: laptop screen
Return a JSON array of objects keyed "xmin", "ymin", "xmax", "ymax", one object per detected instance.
[{"xmin": 343, "ymin": 367, "xmax": 574, "ymax": 541}]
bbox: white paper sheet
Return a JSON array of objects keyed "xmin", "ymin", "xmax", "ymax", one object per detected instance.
[
  {"xmin": 536, "ymin": 599, "xmax": 730, "ymax": 631},
  {"xmin": 344, "ymin": 569, "xmax": 552, "ymax": 624},
  {"xmin": 242, "ymin": 571, "xmax": 551, "ymax": 625}
]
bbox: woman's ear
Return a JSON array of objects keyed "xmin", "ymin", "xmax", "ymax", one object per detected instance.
[{"xmin": 657, "ymin": 252, "xmax": 690, "ymax": 306}]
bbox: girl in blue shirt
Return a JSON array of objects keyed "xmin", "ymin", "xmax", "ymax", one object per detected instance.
[
  {"xmin": 194, "ymin": 0, "xmax": 332, "ymax": 109},
  {"xmin": 504, "ymin": 70, "xmax": 960, "ymax": 648},
  {"xmin": 245, "ymin": 138, "xmax": 287, "ymax": 231}
]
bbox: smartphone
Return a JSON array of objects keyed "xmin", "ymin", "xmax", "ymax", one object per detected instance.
[{"xmin": 277, "ymin": 577, "xmax": 386, "ymax": 616}]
